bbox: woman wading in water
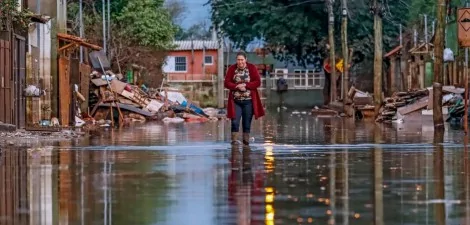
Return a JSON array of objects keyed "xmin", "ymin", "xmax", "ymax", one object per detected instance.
[{"xmin": 224, "ymin": 51, "xmax": 265, "ymax": 145}]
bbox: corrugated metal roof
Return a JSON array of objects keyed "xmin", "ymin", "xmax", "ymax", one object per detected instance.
[{"xmin": 173, "ymin": 40, "xmax": 218, "ymax": 51}]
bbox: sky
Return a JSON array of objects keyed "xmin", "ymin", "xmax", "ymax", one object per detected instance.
[
  {"xmin": 180, "ymin": 0, "xmax": 211, "ymax": 29},
  {"xmin": 175, "ymin": 0, "xmax": 265, "ymax": 50}
]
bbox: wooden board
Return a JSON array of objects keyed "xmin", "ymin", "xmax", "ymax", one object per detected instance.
[
  {"xmin": 90, "ymin": 78, "xmax": 108, "ymax": 87},
  {"xmin": 443, "ymin": 85, "xmax": 465, "ymax": 94},
  {"xmin": 397, "ymin": 96, "xmax": 429, "ymax": 115},
  {"xmin": 427, "ymin": 88, "xmax": 433, "ymax": 110},
  {"xmin": 119, "ymin": 98, "xmax": 140, "ymax": 107},
  {"xmin": 99, "ymin": 103, "xmax": 156, "ymax": 117},
  {"xmin": 59, "ymin": 57, "xmax": 71, "ymax": 126},
  {"xmin": 110, "ymin": 79, "xmax": 127, "ymax": 94},
  {"xmin": 79, "ymin": 63, "xmax": 91, "ymax": 113}
]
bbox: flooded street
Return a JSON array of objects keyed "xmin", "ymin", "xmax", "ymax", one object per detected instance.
[{"xmin": 2, "ymin": 110, "xmax": 470, "ymax": 225}]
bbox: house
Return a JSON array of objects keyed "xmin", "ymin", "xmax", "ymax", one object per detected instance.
[
  {"xmin": 163, "ymin": 40, "xmax": 219, "ymax": 82},
  {"xmin": 0, "ymin": 0, "xmax": 63, "ymax": 128}
]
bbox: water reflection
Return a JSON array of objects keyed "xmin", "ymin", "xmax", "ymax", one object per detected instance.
[
  {"xmin": 2, "ymin": 111, "xmax": 470, "ymax": 224},
  {"xmin": 434, "ymin": 129, "xmax": 445, "ymax": 225}
]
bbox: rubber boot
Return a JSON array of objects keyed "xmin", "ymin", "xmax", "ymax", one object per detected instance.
[
  {"xmin": 243, "ymin": 133, "xmax": 250, "ymax": 146},
  {"xmin": 231, "ymin": 132, "xmax": 240, "ymax": 145}
]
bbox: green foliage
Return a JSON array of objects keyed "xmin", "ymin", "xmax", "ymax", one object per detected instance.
[
  {"xmin": 406, "ymin": 0, "xmax": 436, "ymax": 25},
  {"xmin": 116, "ymin": 0, "xmax": 176, "ymax": 49},
  {"xmin": 210, "ymin": 0, "xmax": 441, "ymax": 66},
  {"xmin": 68, "ymin": 0, "xmax": 176, "ymax": 49},
  {"xmin": 0, "ymin": 0, "xmax": 33, "ymax": 31},
  {"xmin": 210, "ymin": 0, "xmax": 327, "ymax": 66},
  {"xmin": 175, "ymin": 21, "xmax": 213, "ymax": 40}
]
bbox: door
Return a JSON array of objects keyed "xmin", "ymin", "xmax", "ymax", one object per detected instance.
[
  {"xmin": 0, "ymin": 39, "xmax": 14, "ymax": 125},
  {"xmin": 13, "ymin": 35, "xmax": 26, "ymax": 128}
]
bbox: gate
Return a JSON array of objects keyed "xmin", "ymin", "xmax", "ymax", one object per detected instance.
[{"xmin": 0, "ymin": 39, "xmax": 14, "ymax": 125}]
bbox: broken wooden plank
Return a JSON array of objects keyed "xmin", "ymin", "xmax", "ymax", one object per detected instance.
[
  {"xmin": 119, "ymin": 98, "xmax": 139, "ymax": 106},
  {"xmin": 59, "ymin": 57, "xmax": 71, "ymax": 126},
  {"xmin": 91, "ymin": 78, "xmax": 108, "ymax": 87},
  {"xmin": 110, "ymin": 79, "xmax": 127, "ymax": 94},
  {"xmin": 443, "ymin": 85, "xmax": 465, "ymax": 94},
  {"xmin": 145, "ymin": 100, "xmax": 164, "ymax": 112},
  {"xmin": 427, "ymin": 87, "xmax": 433, "ymax": 110},
  {"xmin": 397, "ymin": 96, "xmax": 429, "ymax": 115},
  {"xmin": 98, "ymin": 103, "xmax": 156, "ymax": 117}
]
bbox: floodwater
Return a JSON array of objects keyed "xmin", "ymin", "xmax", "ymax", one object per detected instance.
[{"xmin": 2, "ymin": 109, "xmax": 470, "ymax": 225}]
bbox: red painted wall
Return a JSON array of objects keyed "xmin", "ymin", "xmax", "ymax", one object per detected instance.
[{"xmin": 167, "ymin": 50, "xmax": 218, "ymax": 76}]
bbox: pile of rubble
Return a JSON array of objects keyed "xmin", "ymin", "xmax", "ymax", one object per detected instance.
[
  {"xmin": 376, "ymin": 86, "xmax": 465, "ymax": 123},
  {"xmin": 73, "ymin": 54, "xmax": 224, "ymax": 129},
  {"xmin": 80, "ymin": 72, "xmax": 224, "ymax": 128}
]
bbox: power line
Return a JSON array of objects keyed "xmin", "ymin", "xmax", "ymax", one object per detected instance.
[{"xmin": 209, "ymin": 0, "xmax": 325, "ymax": 10}]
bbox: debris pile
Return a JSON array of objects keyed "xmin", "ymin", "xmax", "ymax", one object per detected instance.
[
  {"xmin": 375, "ymin": 86, "xmax": 465, "ymax": 123},
  {"xmin": 82, "ymin": 73, "xmax": 223, "ymax": 128},
  {"xmin": 71, "ymin": 52, "xmax": 225, "ymax": 129},
  {"xmin": 347, "ymin": 87, "xmax": 374, "ymax": 119},
  {"xmin": 376, "ymin": 89, "xmax": 429, "ymax": 123}
]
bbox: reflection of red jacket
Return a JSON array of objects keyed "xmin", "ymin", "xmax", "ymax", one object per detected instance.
[
  {"xmin": 224, "ymin": 63, "xmax": 265, "ymax": 119},
  {"xmin": 228, "ymin": 157, "xmax": 265, "ymax": 225}
]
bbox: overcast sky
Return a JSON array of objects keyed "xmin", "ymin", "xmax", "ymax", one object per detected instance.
[{"xmin": 180, "ymin": 0, "xmax": 211, "ymax": 29}]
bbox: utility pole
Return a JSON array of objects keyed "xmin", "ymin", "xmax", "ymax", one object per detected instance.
[
  {"xmin": 341, "ymin": 0, "xmax": 349, "ymax": 107},
  {"xmin": 217, "ymin": 26, "xmax": 225, "ymax": 109},
  {"xmin": 424, "ymin": 14, "xmax": 428, "ymax": 51},
  {"xmin": 372, "ymin": 0, "xmax": 383, "ymax": 116},
  {"xmin": 102, "ymin": 0, "xmax": 106, "ymax": 54},
  {"xmin": 107, "ymin": 0, "xmax": 111, "ymax": 58},
  {"xmin": 433, "ymin": 0, "xmax": 445, "ymax": 128},
  {"xmin": 399, "ymin": 24, "xmax": 402, "ymax": 46},
  {"xmin": 327, "ymin": 0, "xmax": 337, "ymax": 102},
  {"xmin": 79, "ymin": 0, "xmax": 84, "ymax": 62}
]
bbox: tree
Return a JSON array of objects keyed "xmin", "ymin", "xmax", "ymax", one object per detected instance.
[
  {"xmin": 164, "ymin": 0, "xmax": 187, "ymax": 25},
  {"xmin": 175, "ymin": 20, "xmax": 213, "ymax": 40},
  {"xmin": 117, "ymin": 0, "xmax": 176, "ymax": 48},
  {"xmin": 67, "ymin": 0, "xmax": 177, "ymax": 87},
  {"xmin": 209, "ymin": 0, "xmax": 433, "ymax": 67},
  {"xmin": 209, "ymin": 0, "xmax": 328, "ymax": 67}
]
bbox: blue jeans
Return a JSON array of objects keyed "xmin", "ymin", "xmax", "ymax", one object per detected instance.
[{"xmin": 231, "ymin": 100, "xmax": 253, "ymax": 133}]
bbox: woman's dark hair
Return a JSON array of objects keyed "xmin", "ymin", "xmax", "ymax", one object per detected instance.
[{"xmin": 236, "ymin": 51, "xmax": 247, "ymax": 59}]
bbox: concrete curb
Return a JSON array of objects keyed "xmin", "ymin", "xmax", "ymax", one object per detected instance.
[{"xmin": 0, "ymin": 122, "xmax": 16, "ymax": 132}]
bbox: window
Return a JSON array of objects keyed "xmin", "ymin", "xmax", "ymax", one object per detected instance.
[
  {"xmin": 204, "ymin": 56, "xmax": 213, "ymax": 65},
  {"xmin": 293, "ymin": 69, "xmax": 303, "ymax": 87},
  {"xmin": 175, "ymin": 56, "xmax": 187, "ymax": 72}
]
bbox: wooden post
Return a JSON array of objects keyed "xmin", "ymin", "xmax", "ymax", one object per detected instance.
[
  {"xmin": 372, "ymin": 0, "xmax": 383, "ymax": 116},
  {"xmin": 341, "ymin": 0, "xmax": 349, "ymax": 107},
  {"xmin": 411, "ymin": 58, "xmax": 419, "ymax": 89},
  {"xmin": 389, "ymin": 56, "xmax": 396, "ymax": 96},
  {"xmin": 465, "ymin": 50, "xmax": 468, "ymax": 133},
  {"xmin": 327, "ymin": 0, "xmax": 337, "ymax": 102},
  {"xmin": 433, "ymin": 0, "xmax": 445, "ymax": 128},
  {"xmin": 453, "ymin": 61, "xmax": 457, "ymax": 85},
  {"xmin": 419, "ymin": 57, "xmax": 425, "ymax": 88},
  {"xmin": 217, "ymin": 25, "xmax": 225, "ymax": 109}
]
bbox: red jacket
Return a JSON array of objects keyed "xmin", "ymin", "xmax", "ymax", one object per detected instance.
[{"xmin": 224, "ymin": 63, "xmax": 265, "ymax": 120}]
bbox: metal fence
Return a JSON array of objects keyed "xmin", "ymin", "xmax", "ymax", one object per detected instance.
[
  {"xmin": 167, "ymin": 73, "xmax": 216, "ymax": 82},
  {"xmin": 269, "ymin": 72, "xmax": 324, "ymax": 90},
  {"xmin": 223, "ymin": 72, "xmax": 324, "ymax": 101}
]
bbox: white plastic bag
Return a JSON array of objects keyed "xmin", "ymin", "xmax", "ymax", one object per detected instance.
[
  {"xmin": 444, "ymin": 48, "xmax": 454, "ymax": 62},
  {"xmin": 24, "ymin": 85, "xmax": 45, "ymax": 97}
]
